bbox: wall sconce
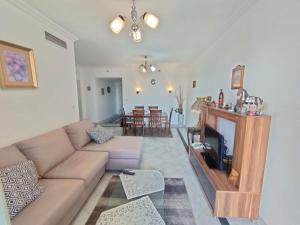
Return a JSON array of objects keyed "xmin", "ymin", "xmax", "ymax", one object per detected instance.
[
  {"xmin": 168, "ymin": 87, "xmax": 173, "ymax": 94},
  {"xmin": 136, "ymin": 87, "xmax": 141, "ymax": 94}
]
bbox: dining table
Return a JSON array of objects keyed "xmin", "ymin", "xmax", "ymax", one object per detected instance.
[{"xmin": 123, "ymin": 111, "xmax": 168, "ymax": 135}]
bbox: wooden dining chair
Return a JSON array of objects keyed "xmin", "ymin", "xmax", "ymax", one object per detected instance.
[
  {"xmin": 133, "ymin": 109, "xmax": 145, "ymax": 136},
  {"xmin": 148, "ymin": 106, "xmax": 158, "ymax": 110},
  {"xmin": 149, "ymin": 109, "xmax": 162, "ymax": 136},
  {"xmin": 163, "ymin": 108, "xmax": 173, "ymax": 133},
  {"xmin": 134, "ymin": 106, "xmax": 145, "ymax": 110}
]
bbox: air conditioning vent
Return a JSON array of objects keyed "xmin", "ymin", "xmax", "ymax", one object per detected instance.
[{"xmin": 45, "ymin": 31, "xmax": 67, "ymax": 49}]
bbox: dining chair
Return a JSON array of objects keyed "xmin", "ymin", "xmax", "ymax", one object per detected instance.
[
  {"xmin": 121, "ymin": 108, "xmax": 133, "ymax": 135},
  {"xmin": 163, "ymin": 108, "xmax": 173, "ymax": 133},
  {"xmin": 134, "ymin": 106, "xmax": 145, "ymax": 110},
  {"xmin": 133, "ymin": 109, "xmax": 145, "ymax": 136},
  {"xmin": 149, "ymin": 109, "xmax": 162, "ymax": 136},
  {"xmin": 148, "ymin": 106, "xmax": 159, "ymax": 110}
]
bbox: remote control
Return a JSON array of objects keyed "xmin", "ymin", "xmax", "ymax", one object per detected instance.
[{"xmin": 123, "ymin": 169, "xmax": 135, "ymax": 175}]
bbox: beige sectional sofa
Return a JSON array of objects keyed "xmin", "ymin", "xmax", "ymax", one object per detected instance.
[{"xmin": 0, "ymin": 120, "xmax": 143, "ymax": 225}]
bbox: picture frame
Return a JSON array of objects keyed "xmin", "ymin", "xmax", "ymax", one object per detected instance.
[
  {"xmin": 231, "ymin": 65, "xmax": 245, "ymax": 89},
  {"xmin": 0, "ymin": 40, "xmax": 37, "ymax": 88},
  {"xmin": 192, "ymin": 80, "xmax": 196, "ymax": 88}
]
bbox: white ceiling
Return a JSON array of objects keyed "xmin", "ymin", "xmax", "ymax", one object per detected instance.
[{"xmin": 22, "ymin": 0, "xmax": 251, "ymax": 66}]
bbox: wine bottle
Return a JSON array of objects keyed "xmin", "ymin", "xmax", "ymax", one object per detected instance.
[{"xmin": 218, "ymin": 89, "xmax": 224, "ymax": 108}]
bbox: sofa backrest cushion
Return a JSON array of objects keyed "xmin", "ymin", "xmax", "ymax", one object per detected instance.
[
  {"xmin": 16, "ymin": 128, "xmax": 75, "ymax": 176},
  {"xmin": 0, "ymin": 145, "xmax": 27, "ymax": 169},
  {"xmin": 64, "ymin": 120, "xmax": 94, "ymax": 150}
]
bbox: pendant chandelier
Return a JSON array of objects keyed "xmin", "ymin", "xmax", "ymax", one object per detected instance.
[
  {"xmin": 110, "ymin": 0, "xmax": 159, "ymax": 42},
  {"xmin": 139, "ymin": 56, "xmax": 156, "ymax": 73}
]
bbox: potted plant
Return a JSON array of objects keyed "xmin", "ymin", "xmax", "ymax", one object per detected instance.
[{"xmin": 175, "ymin": 86, "xmax": 184, "ymax": 127}]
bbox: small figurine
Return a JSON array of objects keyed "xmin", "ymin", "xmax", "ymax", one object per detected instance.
[
  {"xmin": 206, "ymin": 96, "xmax": 212, "ymax": 106},
  {"xmin": 235, "ymin": 88, "xmax": 249, "ymax": 113},
  {"xmin": 247, "ymin": 103, "xmax": 257, "ymax": 116},
  {"xmin": 211, "ymin": 101, "xmax": 217, "ymax": 107}
]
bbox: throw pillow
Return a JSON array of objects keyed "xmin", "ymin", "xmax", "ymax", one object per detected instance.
[
  {"xmin": 0, "ymin": 160, "xmax": 43, "ymax": 219},
  {"xmin": 87, "ymin": 125, "xmax": 114, "ymax": 144}
]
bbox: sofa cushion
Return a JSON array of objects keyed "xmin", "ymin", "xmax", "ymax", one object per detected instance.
[
  {"xmin": 11, "ymin": 179, "xmax": 84, "ymax": 225},
  {"xmin": 16, "ymin": 128, "xmax": 75, "ymax": 176},
  {"xmin": 87, "ymin": 125, "xmax": 114, "ymax": 144},
  {"xmin": 44, "ymin": 151, "xmax": 108, "ymax": 185},
  {"xmin": 81, "ymin": 136, "xmax": 143, "ymax": 159},
  {"xmin": 64, "ymin": 120, "xmax": 94, "ymax": 150},
  {"xmin": 0, "ymin": 160, "xmax": 43, "ymax": 219},
  {"xmin": 0, "ymin": 145, "xmax": 27, "ymax": 168}
]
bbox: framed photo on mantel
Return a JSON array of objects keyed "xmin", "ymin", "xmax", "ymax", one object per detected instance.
[
  {"xmin": 231, "ymin": 65, "xmax": 245, "ymax": 89},
  {"xmin": 0, "ymin": 40, "xmax": 38, "ymax": 88}
]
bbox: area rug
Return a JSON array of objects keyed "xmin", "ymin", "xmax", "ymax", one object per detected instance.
[{"xmin": 86, "ymin": 177, "xmax": 196, "ymax": 225}]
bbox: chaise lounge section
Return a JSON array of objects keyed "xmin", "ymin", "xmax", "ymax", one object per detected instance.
[
  {"xmin": 0, "ymin": 120, "xmax": 143, "ymax": 225},
  {"xmin": 65, "ymin": 120, "xmax": 143, "ymax": 170}
]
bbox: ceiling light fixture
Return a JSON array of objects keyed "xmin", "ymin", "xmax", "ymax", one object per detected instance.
[
  {"xmin": 110, "ymin": 0, "xmax": 159, "ymax": 42},
  {"xmin": 139, "ymin": 56, "xmax": 157, "ymax": 73}
]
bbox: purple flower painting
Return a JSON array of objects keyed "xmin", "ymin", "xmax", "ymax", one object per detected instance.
[
  {"xmin": 0, "ymin": 41, "xmax": 37, "ymax": 88},
  {"xmin": 4, "ymin": 50, "xmax": 29, "ymax": 82}
]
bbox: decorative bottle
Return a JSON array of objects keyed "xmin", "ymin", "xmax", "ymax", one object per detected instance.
[{"xmin": 218, "ymin": 89, "xmax": 224, "ymax": 108}]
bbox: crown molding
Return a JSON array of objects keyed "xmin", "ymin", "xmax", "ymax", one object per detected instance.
[{"xmin": 5, "ymin": 0, "xmax": 78, "ymax": 42}]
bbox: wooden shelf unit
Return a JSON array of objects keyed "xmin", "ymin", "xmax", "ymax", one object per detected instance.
[{"xmin": 189, "ymin": 106, "xmax": 271, "ymax": 219}]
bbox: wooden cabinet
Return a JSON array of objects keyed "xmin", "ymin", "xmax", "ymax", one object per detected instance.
[{"xmin": 189, "ymin": 106, "xmax": 271, "ymax": 219}]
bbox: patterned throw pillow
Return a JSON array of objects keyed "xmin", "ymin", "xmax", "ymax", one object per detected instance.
[
  {"xmin": 0, "ymin": 160, "xmax": 43, "ymax": 219},
  {"xmin": 87, "ymin": 125, "xmax": 114, "ymax": 144}
]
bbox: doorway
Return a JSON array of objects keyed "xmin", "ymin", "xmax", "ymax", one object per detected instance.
[{"xmin": 96, "ymin": 78, "xmax": 123, "ymax": 126}]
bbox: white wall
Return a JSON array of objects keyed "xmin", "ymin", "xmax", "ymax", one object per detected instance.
[
  {"xmin": 77, "ymin": 63, "xmax": 190, "ymax": 126},
  {"xmin": 0, "ymin": 0, "xmax": 79, "ymax": 147},
  {"xmin": 186, "ymin": 0, "xmax": 300, "ymax": 224}
]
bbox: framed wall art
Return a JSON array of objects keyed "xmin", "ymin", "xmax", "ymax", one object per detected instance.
[
  {"xmin": 0, "ymin": 40, "xmax": 37, "ymax": 88},
  {"xmin": 231, "ymin": 65, "xmax": 245, "ymax": 89},
  {"xmin": 192, "ymin": 80, "xmax": 196, "ymax": 88}
]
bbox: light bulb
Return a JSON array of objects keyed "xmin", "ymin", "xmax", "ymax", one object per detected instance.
[
  {"xmin": 142, "ymin": 66, "xmax": 147, "ymax": 73},
  {"xmin": 143, "ymin": 12, "xmax": 159, "ymax": 29},
  {"xmin": 110, "ymin": 15, "xmax": 125, "ymax": 34},
  {"xmin": 150, "ymin": 65, "xmax": 156, "ymax": 72},
  {"xmin": 132, "ymin": 28, "xmax": 142, "ymax": 42}
]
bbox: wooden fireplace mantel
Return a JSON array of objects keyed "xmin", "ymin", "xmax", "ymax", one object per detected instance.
[{"xmin": 189, "ymin": 106, "xmax": 271, "ymax": 219}]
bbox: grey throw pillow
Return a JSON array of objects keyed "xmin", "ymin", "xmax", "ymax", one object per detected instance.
[
  {"xmin": 87, "ymin": 125, "xmax": 114, "ymax": 144},
  {"xmin": 0, "ymin": 160, "xmax": 43, "ymax": 219}
]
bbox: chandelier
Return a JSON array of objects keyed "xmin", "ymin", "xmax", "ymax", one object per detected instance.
[
  {"xmin": 139, "ymin": 56, "xmax": 156, "ymax": 73},
  {"xmin": 110, "ymin": 0, "xmax": 159, "ymax": 42}
]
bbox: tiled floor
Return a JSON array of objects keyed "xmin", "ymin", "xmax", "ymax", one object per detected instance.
[{"xmin": 72, "ymin": 128, "xmax": 263, "ymax": 225}]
